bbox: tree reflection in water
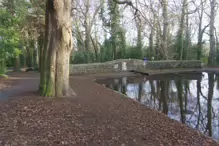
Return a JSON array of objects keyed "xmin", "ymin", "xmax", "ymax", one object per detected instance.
[
  {"xmin": 96, "ymin": 72, "xmax": 219, "ymax": 140},
  {"xmin": 206, "ymin": 73, "xmax": 214, "ymax": 137}
]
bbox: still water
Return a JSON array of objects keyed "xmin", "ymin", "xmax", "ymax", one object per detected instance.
[{"xmin": 96, "ymin": 72, "xmax": 219, "ymax": 140}]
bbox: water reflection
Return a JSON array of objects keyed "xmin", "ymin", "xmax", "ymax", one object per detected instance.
[{"xmin": 96, "ymin": 72, "xmax": 219, "ymax": 140}]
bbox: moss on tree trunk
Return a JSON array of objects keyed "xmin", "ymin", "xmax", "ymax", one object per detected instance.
[{"xmin": 39, "ymin": 0, "xmax": 75, "ymax": 97}]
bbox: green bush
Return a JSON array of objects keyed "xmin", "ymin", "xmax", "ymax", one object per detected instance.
[
  {"xmin": 71, "ymin": 51, "xmax": 97, "ymax": 64},
  {"xmin": 125, "ymin": 46, "xmax": 143, "ymax": 59},
  {"xmin": 0, "ymin": 74, "xmax": 8, "ymax": 79}
]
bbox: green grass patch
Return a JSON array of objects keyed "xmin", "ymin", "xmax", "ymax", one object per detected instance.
[{"xmin": 0, "ymin": 74, "xmax": 8, "ymax": 79}]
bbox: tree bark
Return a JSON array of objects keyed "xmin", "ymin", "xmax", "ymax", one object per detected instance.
[
  {"xmin": 33, "ymin": 41, "xmax": 39, "ymax": 69},
  {"xmin": 178, "ymin": 0, "xmax": 187, "ymax": 60},
  {"xmin": 13, "ymin": 55, "xmax": 20, "ymax": 72},
  {"xmin": 90, "ymin": 35, "xmax": 99, "ymax": 61},
  {"xmin": 184, "ymin": 3, "xmax": 190, "ymax": 60},
  {"xmin": 149, "ymin": 29, "xmax": 154, "ymax": 60},
  {"xmin": 161, "ymin": 0, "xmax": 168, "ymax": 60},
  {"xmin": 197, "ymin": 0, "xmax": 205, "ymax": 60},
  {"xmin": 39, "ymin": 0, "xmax": 75, "ymax": 97},
  {"xmin": 208, "ymin": 0, "xmax": 216, "ymax": 66},
  {"xmin": 38, "ymin": 31, "xmax": 44, "ymax": 71},
  {"xmin": 26, "ymin": 44, "xmax": 33, "ymax": 68}
]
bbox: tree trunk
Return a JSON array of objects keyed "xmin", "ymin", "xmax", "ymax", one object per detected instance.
[
  {"xmin": 13, "ymin": 55, "xmax": 20, "ymax": 72},
  {"xmin": 155, "ymin": 25, "xmax": 161, "ymax": 60},
  {"xmin": 208, "ymin": 0, "xmax": 216, "ymax": 66},
  {"xmin": 161, "ymin": 0, "xmax": 168, "ymax": 60},
  {"xmin": 109, "ymin": 0, "xmax": 119, "ymax": 60},
  {"xmin": 26, "ymin": 45, "xmax": 33, "ymax": 68},
  {"xmin": 84, "ymin": 24, "xmax": 91, "ymax": 62},
  {"xmin": 136, "ymin": 20, "xmax": 143, "ymax": 52},
  {"xmin": 149, "ymin": 29, "xmax": 154, "ymax": 60},
  {"xmin": 38, "ymin": 31, "xmax": 44, "ymax": 71},
  {"xmin": 184, "ymin": 3, "xmax": 190, "ymax": 60},
  {"xmin": 178, "ymin": 0, "xmax": 186, "ymax": 60},
  {"xmin": 197, "ymin": 0, "xmax": 205, "ymax": 60},
  {"xmin": 23, "ymin": 46, "xmax": 27, "ymax": 67},
  {"xmin": 39, "ymin": 0, "xmax": 75, "ymax": 97},
  {"xmin": 90, "ymin": 35, "xmax": 99, "ymax": 61},
  {"xmin": 33, "ymin": 41, "xmax": 39, "ymax": 69}
]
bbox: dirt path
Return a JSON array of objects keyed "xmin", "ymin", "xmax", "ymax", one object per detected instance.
[
  {"xmin": 0, "ymin": 72, "xmax": 218, "ymax": 146},
  {"xmin": 0, "ymin": 76, "xmax": 13, "ymax": 91},
  {"xmin": 0, "ymin": 72, "xmax": 39, "ymax": 100}
]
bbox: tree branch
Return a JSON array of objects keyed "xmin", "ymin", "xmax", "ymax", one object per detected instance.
[
  {"xmin": 113, "ymin": 0, "xmax": 139, "ymax": 15},
  {"xmin": 201, "ymin": 23, "xmax": 210, "ymax": 36}
]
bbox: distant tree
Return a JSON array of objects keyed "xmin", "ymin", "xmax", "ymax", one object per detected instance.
[{"xmin": 208, "ymin": 0, "xmax": 216, "ymax": 66}]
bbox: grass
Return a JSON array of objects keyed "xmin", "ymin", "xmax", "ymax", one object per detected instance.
[{"xmin": 0, "ymin": 74, "xmax": 8, "ymax": 79}]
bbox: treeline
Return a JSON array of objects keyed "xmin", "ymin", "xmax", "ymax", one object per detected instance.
[
  {"xmin": 0, "ymin": 0, "xmax": 219, "ymax": 74},
  {"xmin": 71, "ymin": 0, "xmax": 219, "ymax": 65}
]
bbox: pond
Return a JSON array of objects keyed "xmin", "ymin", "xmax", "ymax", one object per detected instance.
[{"xmin": 96, "ymin": 72, "xmax": 219, "ymax": 140}]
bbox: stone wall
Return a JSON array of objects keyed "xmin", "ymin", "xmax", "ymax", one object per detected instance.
[{"xmin": 70, "ymin": 59, "xmax": 202, "ymax": 75}]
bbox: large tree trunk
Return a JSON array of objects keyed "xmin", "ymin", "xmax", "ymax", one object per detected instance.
[{"xmin": 39, "ymin": 0, "xmax": 75, "ymax": 97}]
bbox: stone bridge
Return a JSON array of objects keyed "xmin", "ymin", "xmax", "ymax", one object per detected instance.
[{"xmin": 70, "ymin": 59, "xmax": 202, "ymax": 75}]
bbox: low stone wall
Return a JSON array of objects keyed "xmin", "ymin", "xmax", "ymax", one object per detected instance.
[
  {"xmin": 70, "ymin": 59, "xmax": 202, "ymax": 75},
  {"xmin": 136, "ymin": 60, "xmax": 202, "ymax": 70}
]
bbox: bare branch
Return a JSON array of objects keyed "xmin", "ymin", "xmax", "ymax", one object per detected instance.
[
  {"xmin": 201, "ymin": 24, "xmax": 210, "ymax": 36},
  {"xmin": 113, "ymin": 0, "xmax": 139, "ymax": 15}
]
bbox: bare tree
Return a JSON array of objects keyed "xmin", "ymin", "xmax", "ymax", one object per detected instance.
[
  {"xmin": 161, "ymin": 0, "xmax": 168, "ymax": 59},
  {"xmin": 196, "ymin": 0, "xmax": 209, "ymax": 60},
  {"xmin": 72, "ymin": 0, "xmax": 104, "ymax": 61},
  {"xmin": 208, "ymin": 0, "xmax": 216, "ymax": 66}
]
